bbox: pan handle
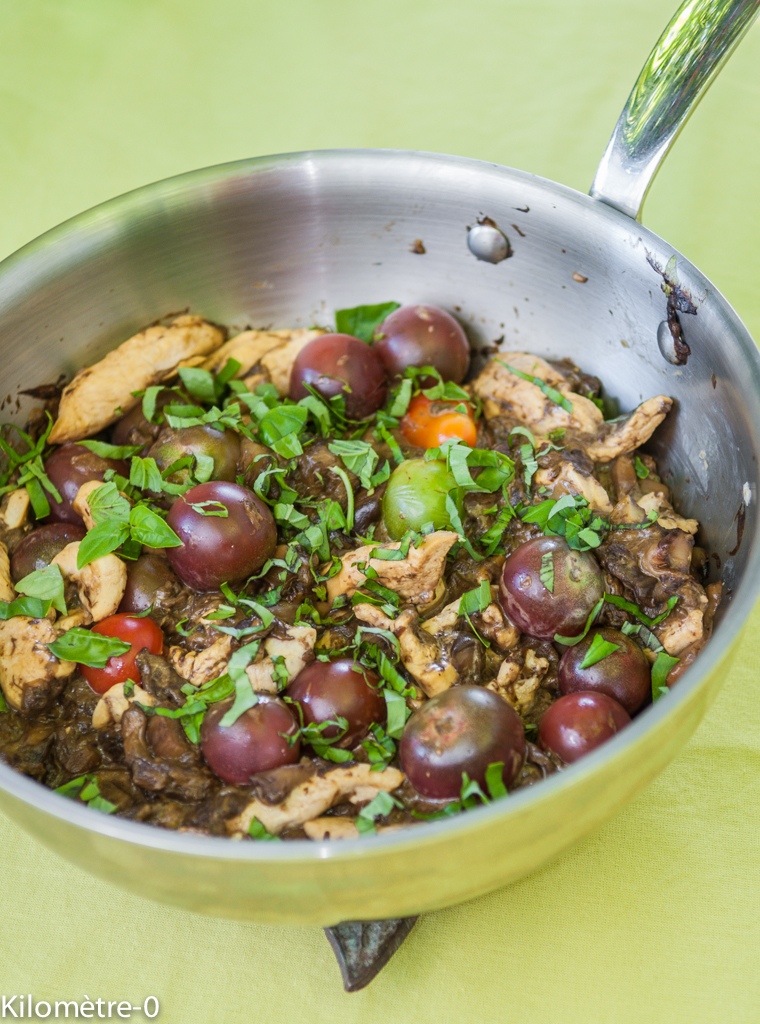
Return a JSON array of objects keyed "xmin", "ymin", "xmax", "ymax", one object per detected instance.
[{"xmin": 590, "ymin": 0, "xmax": 760, "ymax": 221}]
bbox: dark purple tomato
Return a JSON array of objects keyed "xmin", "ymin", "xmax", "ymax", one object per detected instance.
[
  {"xmin": 373, "ymin": 305, "xmax": 470, "ymax": 383},
  {"xmin": 200, "ymin": 695, "xmax": 300, "ymax": 784},
  {"xmin": 43, "ymin": 444, "xmax": 128, "ymax": 526},
  {"xmin": 538, "ymin": 692, "xmax": 630, "ymax": 764},
  {"xmin": 286, "ymin": 659, "xmax": 386, "ymax": 748},
  {"xmin": 288, "ymin": 333, "xmax": 387, "ymax": 419},
  {"xmin": 118, "ymin": 553, "xmax": 180, "ymax": 614},
  {"xmin": 10, "ymin": 522, "xmax": 86, "ymax": 582},
  {"xmin": 111, "ymin": 389, "xmax": 188, "ymax": 452},
  {"xmin": 399, "ymin": 686, "xmax": 526, "ymax": 800},
  {"xmin": 558, "ymin": 627, "xmax": 651, "ymax": 715},
  {"xmin": 166, "ymin": 480, "xmax": 277, "ymax": 591},
  {"xmin": 147, "ymin": 425, "xmax": 240, "ymax": 486},
  {"xmin": 498, "ymin": 535, "xmax": 604, "ymax": 641}
]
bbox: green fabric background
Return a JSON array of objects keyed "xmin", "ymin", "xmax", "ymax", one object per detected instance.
[{"xmin": 1, "ymin": 2, "xmax": 759, "ymax": 1021}]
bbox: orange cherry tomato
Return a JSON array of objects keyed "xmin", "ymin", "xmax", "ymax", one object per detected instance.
[
  {"xmin": 80, "ymin": 613, "xmax": 164, "ymax": 695},
  {"xmin": 400, "ymin": 394, "xmax": 477, "ymax": 449}
]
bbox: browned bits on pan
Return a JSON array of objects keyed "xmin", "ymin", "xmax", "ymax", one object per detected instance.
[
  {"xmin": 410, "ymin": 239, "xmax": 426, "ymax": 254},
  {"xmin": 572, "ymin": 272, "xmax": 588, "ymax": 283}
]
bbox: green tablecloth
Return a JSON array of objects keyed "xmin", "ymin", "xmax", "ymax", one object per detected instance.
[{"xmin": 2, "ymin": 3, "xmax": 759, "ymax": 1021}]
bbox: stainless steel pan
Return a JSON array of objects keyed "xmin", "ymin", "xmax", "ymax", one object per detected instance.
[{"xmin": 0, "ymin": 0, "xmax": 757, "ymax": 926}]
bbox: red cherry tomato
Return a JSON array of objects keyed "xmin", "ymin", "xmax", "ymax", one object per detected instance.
[
  {"xmin": 80, "ymin": 614, "xmax": 164, "ymax": 695},
  {"xmin": 400, "ymin": 394, "xmax": 477, "ymax": 449}
]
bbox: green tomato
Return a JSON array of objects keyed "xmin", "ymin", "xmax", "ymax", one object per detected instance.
[{"xmin": 382, "ymin": 458, "xmax": 463, "ymax": 540}]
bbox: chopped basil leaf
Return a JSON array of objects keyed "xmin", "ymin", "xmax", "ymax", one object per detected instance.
[
  {"xmin": 579, "ymin": 632, "xmax": 620, "ymax": 669},
  {"xmin": 189, "ymin": 500, "xmax": 229, "ymax": 518},
  {"xmin": 0, "ymin": 690, "xmax": 8, "ymax": 713},
  {"xmin": 539, "ymin": 550, "xmax": 554, "ymax": 593},
  {"xmin": 459, "ymin": 579, "xmax": 491, "ymax": 616},
  {"xmin": 484, "ymin": 762, "xmax": 508, "ymax": 800},
  {"xmin": 355, "ymin": 789, "xmax": 402, "ymax": 834},
  {"xmin": 219, "ymin": 640, "xmax": 262, "ymax": 726},
  {"xmin": 0, "ymin": 594, "xmax": 52, "ymax": 620},
  {"xmin": 54, "ymin": 774, "xmax": 116, "ymax": 814},
  {"xmin": 129, "ymin": 456, "xmax": 165, "ymax": 494},
  {"xmin": 329, "ymin": 466, "xmax": 354, "ymax": 530},
  {"xmin": 652, "ymin": 651, "xmax": 679, "ymax": 699},
  {"xmin": 336, "ymin": 301, "xmax": 400, "ymax": 343},
  {"xmin": 327, "ymin": 439, "xmax": 379, "ymax": 490},
  {"xmin": 76, "ymin": 519, "xmax": 131, "ymax": 568},
  {"xmin": 48, "ymin": 628, "xmax": 132, "ymax": 667},
  {"xmin": 248, "ymin": 817, "xmax": 281, "ymax": 841},
  {"xmin": 603, "ymin": 592, "xmax": 678, "ymax": 628},
  {"xmin": 634, "ymin": 456, "xmax": 650, "ymax": 479},
  {"xmin": 77, "ymin": 440, "xmax": 142, "ymax": 460},
  {"xmin": 383, "ymin": 688, "xmax": 408, "ymax": 739},
  {"xmin": 129, "ymin": 504, "xmax": 183, "ymax": 548},
  {"xmin": 258, "ymin": 405, "xmax": 308, "ymax": 449},
  {"xmin": 554, "ymin": 596, "xmax": 604, "ymax": 646},
  {"xmin": 15, "ymin": 564, "xmax": 67, "ymax": 615},
  {"xmin": 178, "ymin": 366, "xmax": 217, "ymax": 405},
  {"xmin": 87, "ymin": 482, "xmax": 131, "ymax": 525}
]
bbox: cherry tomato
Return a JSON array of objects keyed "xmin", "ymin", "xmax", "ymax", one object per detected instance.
[
  {"xmin": 286, "ymin": 659, "xmax": 386, "ymax": 748},
  {"xmin": 118, "ymin": 553, "xmax": 180, "ymax": 614},
  {"xmin": 10, "ymin": 522, "xmax": 85, "ymax": 582},
  {"xmin": 288, "ymin": 333, "xmax": 387, "ymax": 419},
  {"xmin": 373, "ymin": 305, "xmax": 470, "ymax": 383},
  {"xmin": 537, "ymin": 691, "xmax": 630, "ymax": 764},
  {"xmin": 498, "ymin": 535, "xmax": 604, "ymax": 641},
  {"xmin": 200, "ymin": 695, "xmax": 301, "ymax": 783},
  {"xmin": 44, "ymin": 444, "xmax": 128, "ymax": 525},
  {"xmin": 400, "ymin": 686, "xmax": 526, "ymax": 800},
  {"xmin": 147, "ymin": 425, "xmax": 240, "ymax": 486},
  {"xmin": 382, "ymin": 458, "xmax": 463, "ymax": 540},
  {"xmin": 558, "ymin": 627, "xmax": 651, "ymax": 715},
  {"xmin": 400, "ymin": 394, "xmax": 477, "ymax": 449},
  {"xmin": 79, "ymin": 614, "xmax": 164, "ymax": 695},
  {"xmin": 166, "ymin": 481, "xmax": 277, "ymax": 591}
]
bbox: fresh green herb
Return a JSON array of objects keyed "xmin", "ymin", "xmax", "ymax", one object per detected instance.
[
  {"xmin": 459, "ymin": 580, "xmax": 491, "ymax": 616},
  {"xmin": 547, "ymin": 428, "xmax": 566, "ymax": 444},
  {"xmin": 77, "ymin": 440, "xmax": 142, "ymax": 461},
  {"xmin": 607, "ymin": 510, "xmax": 659, "ymax": 530},
  {"xmin": 603, "ymin": 593, "xmax": 678, "ymax": 628},
  {"xmin": 47, "ymin": 628, "xmax": 132, "ymax": 667},
  {"xmin": 539, "ymin": 550, "xmax": 554, "ymax": 593},
  {"xmin": 579, "ymin": 632, "xmax": 620, "ymax": 669},
  {"xmin": 76, "ymin": 519, "xmax": 131, "ymax": 567},
  {"xmin": 651, "ymin": 651, "xmax": 679, "ymax": 700},
  {"xmin": 0, "ymin": 690, "xmax": 8, "ymax": 713},
  {"xmin": 129, "ymin": 504, "xmax": 183, "ymax": 549},
  {"xmin": 484, "ymin": 762, "xmax": 508, "ymax": 800},
  {"xmin": 189, "ymin": 500, "xmax": 229, "ymax": 518},
  {"xmin": 87, "ymin": 481, "xmax": 131, "ymax": 525},
  {"xmin": 327, "ymin": 439, "xmax": 380, "ymax": 490},
  {"xmin": 384, "ymin": 377, "xmax": 413, "ymax": 419},
  {"xmin": 219, "ymin": 640, "xmax": 262, "ymax": 726},
  {"xmin": 129, "ymin": 456, "xmax": 165, "ymax": 494},
  {"xmin": 258, "ymin": 405, "xmax": 308, "ymax": 450},
  {"xmin": 554, "ymin": 596, "xmax": 604, "ymax": 646},
  {"xmin": 498, "ymin": 360, "xmax": 574, "ymax": 413},
  {"xmin": 354, "ymin": 789, "xmax": 403, "ymax": 834},
  {"xmin": 14, "ymin": 564, "xmax": 67, "ymax": 615},
  {"xmin": 362, "ymin": 723, "xmax": 396, "ymax": 769},
  {"xmin": 336, "ymin": 301, "xmax": 400, "ymax": 343},
  {"xmin": 248, "ymin": 817, "xmax": 281, "ymax": 841},
  {"xmin": 413, "ymin": 770, "xmax": 494, "ymax": 820},
  {"xmin": 54, "ymin": 774, "xmax": 117, "ymax": 814},
  {"xmin": 480, "ymin": 504, "xmax": 516, "ymax": 556},
  {"xmin": 329, "ymin": 466, "xmax": 355, "ymax": 530},
  {"xmin": 634, "ymin": 456, "xmax": 650, "ymax": 479},
  {"xmin": 0, "ymin": 594, "xmax": 52, "ymax": 620},
  {"xmin": 520, "ymin": 494, "xmax": 607, "ymax": 551},
  {"xmin": 177, "ymin": 366, "xmax": 217, "ymax": 405}
]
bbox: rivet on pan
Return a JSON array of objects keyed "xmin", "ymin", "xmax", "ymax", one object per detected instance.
[
  {"xmin": 657, "ymin": 320, "xmax": 681, "ymax": 364},
  {"xmin": 467, "ymin": 217, "xmax": 511, "ymax": 264}
]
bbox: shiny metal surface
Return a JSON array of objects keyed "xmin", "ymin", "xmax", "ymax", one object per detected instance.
[
  {"xmin": 591, "ymin": 0, "xmax": 760, "ymax": 219},
  {"xmin": 0, "ymin": 148, "xmax": 758, "ymax": 924}
]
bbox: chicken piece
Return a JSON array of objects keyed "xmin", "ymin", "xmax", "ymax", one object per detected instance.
[
  {"xmin": 654, "ymin": 587, "xmax": 709, "ymax": 656},
  {"xmin": 487, "ymin": 648, "xmax": 549, "ymax": 715},
  {"xmin": 471, "ymin": 353, "xmax": 671, "ymax": 463},
  {"xmin": 0, "ymin": 488, "xmax": 31, "ymax": 531},
  {"xmin": 471, "ymin": 352, "xmax": 603, "ymax": 435},
  {"xmin": 168, "ymin": 636, "xmax": 234, "ymax": 687},
  {"xmin": 477, "ymin": 599, "xmax": 520, "ymax": 651},
  {"xmin": 51, "ymin": 542, "xmax": 127, "ymax": 624},
  {"xmin": 327, "ymin": 531, "xmax": 458, "ymax": 606},
  {"xmin": 303, "ymin": 817, "xmax": 405, "ymax": 840},
  {"xmin": 202, "ymin": 327, "xmax": 323, "ymax": 380},
  {"xmin": 421, "ymin": 598, "xmax": 461, "ymax": 634},
  {"xmin": 71, "ymin": 479, "xmax": 123, "ymax": 531},
  {"xmin": 0, "ymin": 616, "xmax": 77, "ymax": 714},
  {"xmin": 533, "ymin": 461, "xmax": 613, "ymax": 513},
  {"xmin": 226, "ymin": 763, "xmax": 404, "ymax": 836},
  {"xmin": 636, "ymin": 492, "xmax": 699, "ymax": 535},
  {"xmin": 49, "ymin": 315, "xmax": 225, "ymax": 443},
  {"xmin": 245, "ymin": 626, "xmax": 317, "ymax": 694},
  {"xmin": 92, "ymin": 681, "xmax": 155, "ymax": 730},
  {"xmin": 258, "ymin": 329, "xmax": 324, "ymax": 395},
  {"xmin": 0, "ymin": 541, "xmax": 15, "ymax": 603},
  {"xmin": 354, "ymin": 603, "xmax": 457, "ymax": 697}
]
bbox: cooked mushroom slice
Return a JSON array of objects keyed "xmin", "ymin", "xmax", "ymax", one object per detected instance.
[
  {"xmin": 636, "ymin": 492, "xmax": 699, "ymax": 535},
  {"xmin": 0, "ymin": 617, "xmax": 77, "ymax": 714},
  {"xmin": 533, "ymin": 459, "xmax": 613, "ymax": 513},
  {"xmin": 121, "ymin": 705, "xmax": 213, "ymax": 800},
  {"xmin": 0, "ymin": 541, "xmax": 15, "ymax": 603},
  {"xmin": 354, "ymin": 603, "xmax": 457, "ymax": 697},
  {"xmin": 583, "ymin": 398, "xmax": 673, "ymax": 462},
  {"xmin": 327, "ymin": 530, "xmax": 458, "ymax": 606},
  {"xmin": 168, "ymin": 636, "xmax": 234, "ymax": 687},
  {"xmin": 51, "ymin": 542, "xmax": 127, "ymax": 624},
  {"xmin": 0, "ymin": 488, "xmax": 31, "ymax": 532},
  {"xmin": 226, "ymin": 763, "xmax": 404, "ymax": 836},
  {"xmin": 245, "ymin": 626, "xmax": 317, "ymax": 694},
  {"xmin": 486, "ymin": 649, "xmax": 550, "ymax": 715},
  {"xmin": 92, "ymin": 682, "xmax": 156, "ymax": 730},
  {"xmin": 49, "ymin": 315, "xmax": 225, "ymax": 444},
  {"xmin": 202, "ymin": 327, "xmax": 323, "ymax": 381}
]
